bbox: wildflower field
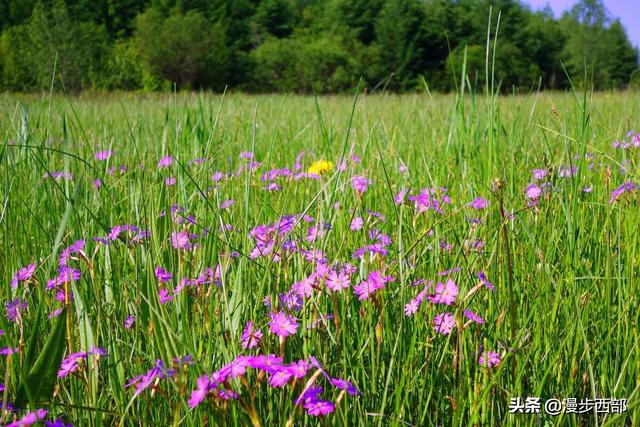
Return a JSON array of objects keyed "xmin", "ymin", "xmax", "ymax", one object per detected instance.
[{"xmin": 0, "ymin": 91, "xmax": 638, "ymax": 426}]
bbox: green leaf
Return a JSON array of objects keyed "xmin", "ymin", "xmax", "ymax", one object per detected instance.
[{"xmin": 15, "ymin": 308, "xmax": 67, "ymax": 407}]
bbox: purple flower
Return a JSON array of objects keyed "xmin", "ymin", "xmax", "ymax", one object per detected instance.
[
  {"xmin": 478, "ymin": 271, "xmax": 494, "ymax": 290},
  {"xmin": 6, "ymin": 299, "xmax": 27, "ymax": 323},
  {"xmin": 479, "ymin": 351, "xmax": 501, "ymax": 368},
  {"xmin": 165, "ymin": 176, "xmax": 176, "ymax": 186},
  {"xmin": 350, "ymin": 216, "xmax": 364, "ymax": 231},
  {"xmin": 525, "ymin": 183, "xmax": 542, "ymax": 200},
  {"xmin": 171, "ymin": 231, "xmax": 192, "ymax": 250},
  {"xmin": 124, "ymin": 315, "xmax": 136, "ymax": 329},
  {"xmin": 531, "ymin": 169, "xmax": 547, "ymax": 181},
  {"xmin": 6, "ymin": 409, "xmax": 48, "ymax": 427},
  {"xmin": 325, "ymin": 270, "xmax": 350, "ymax": 292},
  {"xmin": 351, "ymin": 176, "xmax": 369, "ymax": 194},
  {"xmin": 426, "ymin": 279, "xmax": 458, "ymax": 305},
  {"xmin": 394, "ymin": 189, "xmax": 407, "ymax": 205},
  {"xmin": 330, "ymin": 377, "xmax": 361, "ymax": 396},
  {"xmin": 0, "ymin": 347, "xmax": 19, "ymax": 356},
  {"xmin": 463, "ymin": 309, "xmax": 485, "ymax": 324},
  {"xmin": 220, "ymin": 199, "xmax": 235, "ymax": 209},
  {"xmin": 189, "ymin": 375, "xmax": 211, "ymax": 409},
  {"xmin": 10, "ymin": 263, "xmax": 36, "ymax": 289},
  {"xmin": 269, "ymin": 367, "xmax": 294, "ymax": 388},
  {"xmin": 294, "ymin": 385, "xmax": 323, "ymax": 405},
  {"xmin": 95, "ymin": 150, "xmax": 112, "ymax": 160},
  {"xmin": 268, "ymin": 312, "xmax": 298, "ymax": 337},
  {"xmin": 467, "ymin": 197, "xmax": 489, "ymax": 210},
  {"xmin": 241, "ymin": 321, "xmax": 263, "ymax": 349},
  {"xmin": 304, "ymin": 400, "xmax": 335, "ymax": 416},
  {"xmin": 433, "ymin": 313, "xmax": 455, "ymax": 335},
  {"xmin": 286, "ymin": 359, "xmax": 309, "ymax": 379},
  {"xmin": 58, "ymin": 352, "xmax": 87, "ymax": 377},
  {"xmin": 158, "ymin": 289, "xmax": 173, "ymax": 304},
  {"xmin": 157, "ymin": 156, "xmax": 173, "ymax": 168},
  {"xmin": 155, "ymin": 266, "xmax": 172, "ymax": 283},
  {"xmin": 609, "ymin": 182, "xmax": 638, "ymax": 204},
  {"xmin": 353, "ymin": 271, "xmax": 387, "ymax": 301}
]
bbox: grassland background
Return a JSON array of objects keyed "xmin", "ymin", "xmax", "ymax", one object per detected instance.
[{"xmin": 0, "ymin": 91, "xmax": 638, "ymax": 426}]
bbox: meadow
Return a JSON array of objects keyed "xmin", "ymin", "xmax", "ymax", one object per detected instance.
[{"xmin": 0, "ymin": 90, "xmax": 638, "ymax": 426}]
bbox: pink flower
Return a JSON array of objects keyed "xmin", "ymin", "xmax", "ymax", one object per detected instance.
[
  {"xmin": 241, "ymin": 321, "xmax": 263, "ymax": 349},
  {"xmin": 157, "ymin": 156, "xmax": 173, "ymax": 168},
  {"xmin": 304, "ymin": 400, "xmax": 335, "ymax": 416},
  {"xmin": 479, "ymin": 351, "xmax": 501, "ymax": 368},
  {"xmin": 467, "ymin": 197, "xmax": 489, "ymax": 210},
  {"xmin": 351, "ymin": 176, "xmax": 369, "ymax": 194},
  {"xmin": 525, "ymin": 184, "xmax": 542, "ymax": 200},
  {"xmin": 325, "ymin": 270, "xmax": 350, "ymax": 292},
  {"xmin": 463, "ymin": 309, "xmax": 485, "ymax": 324},
  {"xmin": 171, "ymin": 231, "xmax": 191, "ymax": 250},
  {"xmin": 426, "ymin": 279, "xmax": 458, "ymax": 305},
  {"xmin": 350, "ymin": 216, "xmax": 364, "ymax": 231},
  {"xmin": 433, "ymin": 312, "xmax": 455, "ymax": 335},
  {"xmin": 353, "ymin": 271, "xmax": 386, "ymax": 301},
  {"xmin": 268, "ymin": 312, "xmax": 298, "ymax": 337},
  {"xmin": 165, "ymin": 176, "xmax": 176, "ymax": 186},
  {"xmin": 188, "ymin": 375, "xmax": 210, "ymax": 409}
]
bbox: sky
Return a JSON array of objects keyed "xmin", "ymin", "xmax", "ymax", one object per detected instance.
[{"xmin": 523, "ymin": 0, "xmax": 640, "ymax": 48}]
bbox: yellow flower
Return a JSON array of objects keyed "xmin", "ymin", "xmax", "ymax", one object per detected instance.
[{"xmin": 307, "ymin": 160, "xmax": 334, "ymax": 175}]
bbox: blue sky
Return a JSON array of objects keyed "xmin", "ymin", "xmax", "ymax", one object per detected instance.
[{"xmin": 522, "ymin": 0, "xmax": 640, "ymax": 48}]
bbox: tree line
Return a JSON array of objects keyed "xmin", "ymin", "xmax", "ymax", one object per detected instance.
[{"xmin": 0, "ymin": 0, "xmax": 637, "ymax": 93}]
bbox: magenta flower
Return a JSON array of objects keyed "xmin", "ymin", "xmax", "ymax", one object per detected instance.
[
  {"xmin": 0, "ymin": 347, "xmax": 19, "ymax": 356},
  {"xmin": 609, "ymin": 182, "xmax": 638, "ymax": 204},
  {"xmin": 188, "ymin": 375, "xmax": 211, "ymax": 409},
  {"xmin": 467, "ymin": 197, "xmax": 489, "ymax": 210},
  {"xmin": 304, "ymin": 400, "xmax": 335, "ymax": 416},
  {"xmin": 479, "ymin": 351, "xmax": 501, "ymax": 368},
  {"xmin": 124, "ymin": 315, "xmax": 136, "ymax": 329},
  {"xmin": 220, "ymin": 199, "xmax": 235, "ymax": 209},
  {"xmin": 241, "ymin": 321, "xmax": 263, "ymax": 349},
  {"xmin": 294, "ymin": 385, "xmax": 323, "ymax": 405},
  {"xmin": 525, "ymin": 183, "xmax": 542, "ymax": 200},
  {"xmin": 165, "ymin": 176, "xmax": 176, "ymax": 186},
  {"xmin": 394, "ymin": 189, "xmax": 407, "ymax": 205},
  {"xmin": 157, "ymin": 156, "xmax": 173, "ymax": 168},
  {"xmin": 350, "ymin": 216, "xmax": 364, "ymax": 231},
  {"xmin": 95, "ymin": 150, "xmax": 112, "ymax": 160},
  {"xmin": 268, "ymin": 312, "xmax": 298, "ymax": 337},
  {"xmin": 478, "ymin": 271, "xmax": 494, "ymax": 290},
  {"xmin": 351, "ymin": 176, "xmax": 369, "ymax": 194},
  {"xmin": 427, "ymin": 279, "xmax": 458, "ymax": 305},
  {"xmin": 325, "ymin": 270, "xmax": 350, "ymax": 292},
  {"xmin": 531, "ymin": 169, "xmax": 547, "ymax": 181},
  {"xmin": 330, "ymin": 377, "xmax": 361, "ymax": 396},
  {"xmin": 353, "ymin": 271, "xmax": 387, "ymax": 301},
  {"xmin": 10, "ymin": 263, "xmax": 36, "ymax": 289},
  {"xmin": 433, "ymin": 313, "xmax": 455, "ymax": 335},
  {"xmin": 269, "ymin": 367, "xmax": 294, "ymax": 387},
  {"xmin": 171, "ymin": 231, "xmax": 192, "ymax": 250},
  {"xmin": 463, "ymin": 309, "xmax": 485, "ymax": 324},
  {"xmin": 286, "ymin": 359, "xmax": 309, "ymax": 379},
  {"xmin": 6, "ymin": 299, "xmax": 27, "ymax": 323},
  {"xmin": 6, "ymin": 409, "xmax": 47, "ymax": 427},
  {"xmin": 155, "ymin": 266, "xmax": 172, "ymax": 283}
]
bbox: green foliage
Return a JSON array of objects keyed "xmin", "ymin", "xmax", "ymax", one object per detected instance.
[
  {"xmin": 134, "ymin": 8, "xmax": 229, "ymax": 89},
  {"xmin": 15, "ymin": 309, "xmax": 67, "ymax": 407},
  {"xmin": 250, "ymin": 34, "xmax": 362, "ymax": 93},
  {"xmin": 0, "ymin": 0, "xmax": 637, "ymax": 92},
  {"xmin": 446, "ymin": 41, "xmax": 541, "ymax": 91}
]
